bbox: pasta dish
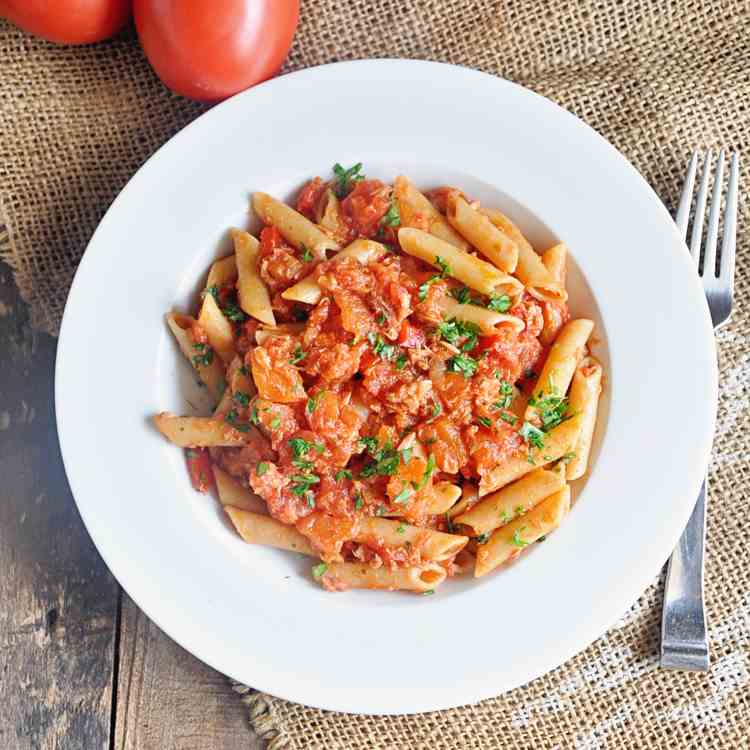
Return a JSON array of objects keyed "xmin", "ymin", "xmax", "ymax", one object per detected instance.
[{"xmin": 153, "ymin": 165, "xmax": 603, "ymax": 594}]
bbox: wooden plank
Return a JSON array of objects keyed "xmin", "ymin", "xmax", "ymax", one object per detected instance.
[
  {"xmin": 113, "ymin": 594, "xmax": 264, "ymax": 750},
  {"xmin": 0, "ymin": 260, "xmax": 119, "ymax": 750}
]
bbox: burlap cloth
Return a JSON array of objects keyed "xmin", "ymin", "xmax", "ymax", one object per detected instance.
[{"xmin": 2, "ymin": 1, "xmax": 749, "ymax": 747}]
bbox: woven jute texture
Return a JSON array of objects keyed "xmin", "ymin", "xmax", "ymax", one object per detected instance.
[{"xmin": 2, "ymin": 1, "xmax": 749, "ymax": 747}]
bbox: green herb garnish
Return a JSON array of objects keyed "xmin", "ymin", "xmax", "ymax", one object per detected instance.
[
  {"xmin": 487, "ymin": 294, "xmax": 512, "ymax": 313},
  {"xmin": 332, "ymin": 162, "xmax": 365, "ymax": 197},
  {"xmin": 381, "ymin": 201, "xmax": 401, "ymax": 228},
  {"xmin": 335, "ymin": 469, "xmax": 353, "ymax": 481},
  {"xmin": 519, "ymin": 421, "xmax": 545, "ymax": 449},
  {"xmin": 437, "ymin": 318, "xmax": 480, "ymax": 352},
  {"xmin": 233, "ymin": 391, "xmax": 250, "ymax": 407},
  {"xmin": 256, "ymin": 462, "xmax": 269, "ymax": 476},
  {"xmin": 300, "ymin": 243, "xmax": 314, "ymax": 262},
  {"xmin": 289, "ymin": 346, "xmax": 306, "ymax": 365},
  {"xmin": 312, "ymin": 562, "xmax": 328, "ymax": 578},
  {"xmin": 446, "ymin": 353, "xmax": 478, "ymax": 378},
  {"xmin": 511, "ymin": 528, "xmax": 529, "ymax": 548}
]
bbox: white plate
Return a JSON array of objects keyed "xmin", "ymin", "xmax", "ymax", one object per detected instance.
[{"xmin": 56, "ymin": 60, "xmax": 717, "ymax": 714}]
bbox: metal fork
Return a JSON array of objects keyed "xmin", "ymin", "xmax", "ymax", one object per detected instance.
[{"xmin": 660, "ymin": 150, "xmax": 740, "ymax": 671}]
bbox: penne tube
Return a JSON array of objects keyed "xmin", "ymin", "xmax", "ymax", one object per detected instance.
[
  {"xmin": 153, "ymin": 413, "xmax": 248, "ymax": 448},
  {"xmin": 357, "ymin": 517, "xmax": 468, "ymax": 561},
  {"xmin": 447, "ymin": 481, "xmax": 479, "ymax": 519},
  {"xmin": 451, "ymin": 548, "xmax": 476, "ymax": 576},
  {"xmin": 479, "ymin": 207, "xmax": 566, "ymax": 302},
  {"xmin": 225, "ymin": 507, "xmax": 316, "ymax": 556},
  {"xmin": 227, "ymin": 355, "xmax": 257, "ymax": 400},
  {"xmin": 455, "ymin": 467, "xmax": 565, "ymax": 535},
  {"xmin": 565, "ymin": 356, "xmax": 603, "ymax": 480},
  {"xmin": 475, "ymin": 485, "xmax": 570, "ymax": 577},
  {"xmin": 315, "ymin": 188, "xmax": 347, "ymax": 239},
  {"xmin": 231, "ymin": 229, "xmax": 276, "ymax": 326},
  {"xmin": 394, "ymin": 175, "xmax": 470, "ymax": 251},
  {"xmin": 212, "ymin": 382, "xmax": 234, "ymax": 420},
  {"xmin": 478, "ymin": 414, "xmax": 583, "ymax": 495},
  {"xmin": 317, "ymin": 561, "xmax": 447, "ymax": 593},
  {"xmin": 281, "ymin": 238, "xmax": 389, "ymax": 304},
  {"xmin": 206, "ymin": 254, "xmax": 238, "ymax": 289},
  {"xmin": 166, "ymin": 312, "xmax": 225, "ymax": 400},
  {"xmin": 197, "ymin": 292, "xmax": 236, "ymax": 364},
  {"xmin": 425, "ymin": 481, "xmax": 463, "ymax": 514},
  {"xmin": 541, "ymin": 242, "xmax": 568, "ymax": 285},
  {"xmin": 525, "ymin": 319, "xmax": 594, "ymax": 424},
  {"xmin": 252, "ymin": 191, "xmax": 340, "ymax": 258},
  {"xmin": 446, "ymin": 193, "xmax": 519, "ymax": 273},
  {"xmin": 437, "ymin": 296, "xmax": 524, "ymax": 335},
  {"xmin": 398, "ymin": 227, "xmax": 522, "ymax": 298},
  {"xmin": 214, "ymin": 467, "xmax": 267, "ymax": 513}
]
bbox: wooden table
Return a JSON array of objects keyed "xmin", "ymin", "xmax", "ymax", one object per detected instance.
[{"xmin": 0, "ymin": 259, "xmax": 264, "ymax": 749}]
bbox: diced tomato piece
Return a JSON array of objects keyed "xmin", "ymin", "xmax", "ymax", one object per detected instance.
[
  {"xmin": 259, "ymin": 225, "xmax": 286, "ymax": 256},
  {"xmin": 185, "ymin": 448, "xmax": 214, "ymax": 493},
  {"xmin": 296, "ymin": 177, "xmax": 327, "ymax": 220},
  {"xmin": 341, "ymin": 179, "xmax": 391, "ymax": 238},
  {"xmin": 397, "ymin": 320, "xmax": 426, "ymax": 348}
]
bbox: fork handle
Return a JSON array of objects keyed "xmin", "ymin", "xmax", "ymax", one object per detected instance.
[{"xmin": 660, "ymin": 476, "xmax": 709, "ymax": 670}]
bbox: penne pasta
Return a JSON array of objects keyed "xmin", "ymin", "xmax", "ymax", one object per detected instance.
[
  {"xmin": 455, "ymin": 467, "xmax": 565, "ymax": 535},
  {"xmin": 225, "ymin": 507, "xmax": 317, "ymax": 556},
  {"xmin": 398, "ymin": 227, "xmax": 522, "ymax": 298},
  {"xmin": 252, "ymin": 191, "xmax": 340, "ymax": 258},
  {"xmin": 206, "ymin": 254, "xmax": 238, "ymax": 289},
  {"xmin": 214, "ymin": 466, "xmax": 267, "ymax": 513},
  {"xmin": 525, "ymin": 319, "xmax": 594, "ymax": 424},
  {"xmin": 478, "ymin": 413, "xmax": 583, "ymax": 495},
  {"xmin": 425, "ymin": 481, "xmax": 463, "ymax": 514},
  {"xmin": 394, "ymin": 175, "xmax": 470, "ymax": 251},
  {"xmin": 317, "ymin": 561, "xmax": 447, "ymax": 593},
  {"xmin": 232, "ymin": 229, "xmax": 276, "ymax": 326},
  {"xmin": 254, "ymin": 322, "xmax": 306, "ymax": 345},
  {"xmin": 227, "ymin": 355, "xmax": 257, "ymax": 400},
  {"xmin": 479, "ymin": 207, "xmax": 566, "ymax": 302},
  {"xmin": 437, "ymin": 295, "xmax": 524, "ymax": 335},
  {"xmin": 281, "ymin": 238, "xmax": 389, "ymax": 304},
  {"xmin": 197, "ymin": 292, "xmax": 236, "ymax": 364},
  {"xmin": 166, "ymin": 312, "xmax": 226, "ymax": 400},
  {"xmin": 447, "ymin": 482, "xmax": 479, "ymax": 519},
  {"xmin": 446, "ymin": 193, "xmax": 519, "ymax": 273},
  {"xmin": 357, "ymin": 516, "xmax": 468, "ymax": 561},
  {"xmin": 541, "ymin": 242, "xmax": 568, "ymax": 285},
  {"xmin": 153, "ymin": 413, "xmax": 248, "ymax": 448},
  {"xmin": 565, "ymin": 356, "xmax": 603, "ymax": 480},
  {"xmin": 474, "ymin": 485, "xmax": 570, "ymax": 576}
]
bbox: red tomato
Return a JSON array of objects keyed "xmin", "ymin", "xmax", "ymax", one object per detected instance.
[
  {"xmin": 185, "ymin": 448, "xmax": 214, "ymax": 493},
  {"xmin": 0, "ymin": 0, "xmax": 131, "ymax": 44},
  {"xmin": 396, "ymin": 320, "xmax": 426, "ymax": 348},
  {"xmin": 134, "ymin": 0, "xmax": 299, "ymax": 101}
]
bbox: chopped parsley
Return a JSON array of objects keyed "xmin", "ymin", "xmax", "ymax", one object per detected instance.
[
  {"xmin": 306, "ymin": 492, "xmax": 316, "ymax": 508},
  {"xmin": 250, "ymin": 405, "xmax": 260, "ymax": 425},
  {"xmin": 395, "ymin": 353, "xmax": 408, "ymax": 370},
  {"xmin": 225, "ymin": 409, "xmax": 250, "ymax": 433},
  {"xmin": 560, "ymin": 451, "xmax": 577, "ymax": 464},
  {"xmin": 367, "ymin": 331, "xmax": 397, "ymax": 361},
  {"xmin": 519, "ymin": 421, "xmax": 545, "ymax": 449},
  {"xmin": 239, "ymin": 365, "xmax": 250, "ymax": 376},
  {"xmin": 289, "ymin": 346, "xmax": 306, "ymax": 365},
  {"xmin": 360, "ymin": 442, "xmax": 400, "ymax": 478},
  {"xmin": 422, "ymin": 589, "xmax": 435, "ymax": 596},
  {"xmin": 376, "ymin": 312, "xmax": 388, "ymax": 325},
  {"xmin": 354, "ymin": 492, "xmax": 364, "ymax": 510},
  {"xmin": 450, "ymin": 285, "xmax": 480, "ymax": 305},
  {"xmin": 511, "ymin": 528, "xmax": 529, "ymax": 548},
  {"xmin": 514, "ymin": 504, "xmax": 525, "ymax": 516},
  {"xmin": 335, "ymin": 469, "xmax": 353, "ymax": 482},
  {"xmin": 191, "ymin": 342, "xmax": 214, "ymax": 367},
  {"xmin": 437, "ymin": 318, "xmax": 480, "ymax": 352},
  {"xmin": 221, "ymin": 302, "xmax": 247, "ymax": 322},
  {"xmin": 289, "ymin": 437, "xmax": 314, "ymax": 458},
  {"xmin": 428, "ymin": 401, "xmax": 443, "ymax": 421},
  {"xmin": 400, "ymin": 447, "xmax": 413, "ymax": 464},
  {"xmin": 256, "ymin": 462, "xmax": 269, "ymax": 476},
  {"xmin": 204, "ymin": 284, "xmax": 219, "ymax": 301},
  {"xmin": 524, "ymin": 368, "xmax": 537, "ymax": 380},
  {"xmin": 528, "ymin": 391, "xmax": 569, "ymax": 431},
  {"xmin": 393, "ymin": 485, "xmax": 413, "ymax": 504},
  {"xmin": 269, "ymin": 416, "xmax": 281, "ymax": 430},
  {"xmin": 500, "ymin": 412, "xmax": 518, "ymax": 425},
  {"xmin": 375, "ymin": 505, "xmax": 388, "ymax": 516},
  {"xmin": 233, "ymin": 391, "xmax": 250, "ymax": 407},
  {"xmin": 487, "ymin": 294, "xmax": 512, "ymax": 313},
  {"xmin": 477, "ymin": 415, "xmax": 493, "ymax": 428},
  {"xmin": 300, "ymin": 243, "xmax": 314, "ymax": 262},
  {"xmin": 290, "ymin": 473, "xmax": 320, "ymax": 496},
  {"xmin": 476, "ymin": 532, "xmax": 491, "ymax": 544},
  {"xmin": 495, "ymin": 379, "xmax": 514, "ymax": 409},
  {"xmin": 332, "ymin": 162, "xmax": 365, "ymax": 198},
  {"xmin": 306, "ymin": 390, "xmax": 325, "ymax": 413},
  {"xmin": 538, "ymin": 535, "xmax": 547, "ymax": 542},
  {"xmin": 396, "ymin": 522, "xmax": 407, "ymax": 534},
  {"xmin": 446, "ymin": 353, "xmax": 478, "ymax": 378},
  {"xmin": 358, "ymin": 436, "xmax": 379, "ymax": 455},
  {"xmin": 414, "ymin": 454, "xmax": 436, "ymax": 491},
  {"xmin": 381, "ymin": 201, "xmax": 401, "ymax": 227},
  {"xmin": 312, "ymin": 562, "xmax": 328, "ymax": 579}
]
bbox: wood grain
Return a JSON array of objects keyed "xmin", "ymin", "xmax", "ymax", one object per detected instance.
[
  {"xmin": 113, "ymin": 594, "xmax": 262, "ymax": 750},
  {"xmin": 0, "ymin": 260, "xmax": 118, "ymax": 750}
]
